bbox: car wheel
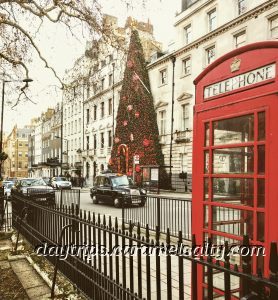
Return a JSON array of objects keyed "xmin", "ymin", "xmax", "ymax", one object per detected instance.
[
  {"xmin": 92, "ymin": 195, "xmax": 98, "ymax": 204},
  {"xmin": 113, "ymin": 198, "xmax": 121, "ymax": 208}
]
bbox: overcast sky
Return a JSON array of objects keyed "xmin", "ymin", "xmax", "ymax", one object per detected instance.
[{"xmin": 4, "ymin": 0, "xmax": 180, "ymax": 133}]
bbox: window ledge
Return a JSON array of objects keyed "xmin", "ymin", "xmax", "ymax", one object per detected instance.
[{"xmin": 180, "ymin": 72, "xmax": 191, "ymax": 79}]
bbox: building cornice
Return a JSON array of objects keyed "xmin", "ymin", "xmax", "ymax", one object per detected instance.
[
  {"xmin": 84, "ymin": 80, "xmax": 123, "ymax": 104},
  {"xmin": 174, "ymin": 0, "xmax": 216, "ymax": 27},
  {"xmin": 148, "ymin": 0, "xmax": 278, "ymax": 70}
]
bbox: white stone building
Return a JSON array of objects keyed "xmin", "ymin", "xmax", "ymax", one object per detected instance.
[{"xmin": 148, "ymin": 0, "xmax": 278, "ymax": 191}]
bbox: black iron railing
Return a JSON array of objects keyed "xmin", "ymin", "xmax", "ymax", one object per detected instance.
[
  {"xmin": 11, "ymin": 193, "xmax": 278, "ymax": 300},
  {"xmin": 123, "ymin": 195, "xmax": 192, "ymax": 241}
]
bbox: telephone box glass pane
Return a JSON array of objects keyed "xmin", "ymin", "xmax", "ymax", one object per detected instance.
[
  {"xmin": 213, "ymin": 114, "xmax": 254, "ymax": 145},
  {"xmin": 212, "ymin": 207, "xmax": 253, "ymax": 239},
  {"xmin": 212, "ymin": 178, "xmax": 254, "ymax": 206},
  {"xmin": 204, "ymin": 151, "xmax": 209, "ymax": 173},
  {"xmin": 205, "ymin": 122, "xmax": 210, "ymax": 146},
  {"xmin": 204, "ymin": 205, "xmax": 209, "ymax": 228},
  {"xmin": 257, "ymin": 212, "xmax": 265, "ymax": 242},
  {"xmin": 257, "ymin": 179, "xmax": 265, "ymax": 208},
  {"xmin": 258, "ymin": 112, "xmax": 265, "ymax": 141},
  {"xmin": 213, "ymin": 147, "xmax": 254, "ymax": 174},
  {"xmin": 258, "ymin": 145, "xmax": 265, "ymax": 174},
  {"xmin": 204, "ymin": 178, "xmax": 209, "ymax": 200}
]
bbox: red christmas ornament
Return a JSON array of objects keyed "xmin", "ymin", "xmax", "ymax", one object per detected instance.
[
  {"xmin": 127, "ymin": 60, "xmax": 134, "ymax": 68},
  {"xmin": 127, "ymin": 105, "xmax": 133, "ymax": 111},
  {"xmin": 135, "ymin": 111, "xmax": 140, "ymax": 118},
  {"xmin": 114, "ymin": 137, "xmax": 120, "ymax": 144},
  {"xmin": 130, "ymin": 133, "xmax": 134, "ymax": 141},
  {"xmin": 143, "ymin": 138, "xmax": 150, "ymax": 147},
  {"xmin": 108, "ymin": 158, "xmax": 113, "ymax": 165},
  {"xmin": 123, "ymin": 120, "xmax": 128, "ymax": 126},
  {"xmin": 122, "ymin": 96, "xmax": 127, "ymax": 101},
  {"xmin": 135, "ymin": 165, "xmax": 141, "ymax": 173}
]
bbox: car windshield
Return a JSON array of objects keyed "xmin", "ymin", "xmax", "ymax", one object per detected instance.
[
  {"xmin": 5, "ymin": 183, "xmax": 13, "ymax": 189},
  {"xmin": 56, "ymin": 177, "xmax": 67, "ymax": 181},
  {"xmin": 111, "ymin": 175, "xmax": 129, "ymax": 187},
  {"xmin": 21, "ymin": 179, "xmax": 46, "ymax": 187}
]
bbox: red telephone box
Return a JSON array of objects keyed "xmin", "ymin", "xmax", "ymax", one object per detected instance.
[{"xmin": 193, "ymin": 41, "xmax": 278, "ymax": 298}]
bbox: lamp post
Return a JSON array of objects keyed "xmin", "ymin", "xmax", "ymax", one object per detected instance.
[
  {"xmin": 0, "ymin": 76, "xmax": 33, "ymax": 179},
  {"xmin": 55, "ymin": 135, "xmax": 68, "ymax": 175}
]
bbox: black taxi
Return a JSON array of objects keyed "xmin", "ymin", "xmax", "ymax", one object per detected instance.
[{"xmin": 90, "ymin": 173, "xmax": 147, "ymax": 208}]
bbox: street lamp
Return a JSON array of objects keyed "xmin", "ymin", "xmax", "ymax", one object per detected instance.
[
  {"xmin": 55, "ymin": 135, "xmax": 68, "ymax": 175},
  {"xmin": 0, "ymin": 76, "xmax": 33, "ymax": 179}
]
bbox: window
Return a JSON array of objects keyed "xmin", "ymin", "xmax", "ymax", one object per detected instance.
[
  {"xmin": 93, "ymin": 84, "xmax": 98, "ymax": 95},
  {"xmin": 86, "ymin": 108, "xmax": 90, "ymax": 124},
  {"xmin": 159, "ymin": 110, "xmax": 166, "ymax": 135},
  {"xmin": 94, "ymin": 105, "xmax": 97, "ymax": 120},
  {"xmin": 206, "ymin": 45, "xmax": 216, "ymax": 65},
  {"xmin": 182, "ymin": 57, "xmax": 191, "ymax": 75},
  {"xmin": 86, "ymin": 136, "xmax": 90, "ymax": 150},
  {"xmin": 159, "ymin": 69, "xmax": 167, "ymax": 85},
  {"xmin": 208, "ymin": 8, "xmax": 216, "ymax": 32},
  {"xmin": 184, "ymin": 24, "xmax": 192, "ymax": 44},
  {"xmin": 100, "ymin": 133, "xmax": 104, "ymax": 149},
  {"xmin": 73, "ymin": 86, "xmax": 77, "ymax": 97},
  {"xmin": 18, "ymin": 152, "xmax": 22, "ymax": 157},
  {"xmin": 101, "ymin": 60, "xmax": 106, "ymax": 68},
  {"xmin": 108, "ymin": 130, "xmax": 112, "ymax": 148},
  {"xmin": 181, "ymin": 104, "xmax": 189, "ymax": 131},
  {"xmin": 109, "ymin": 74, "xmax": 113, "ymax": 86},
  {"xmin": 234, "ymin": 31, "xmax": 246, "ymax": 48},
  {"xmin": 101, "ymin": 102, "xmax": 104, "ymax": 118},
  {"xmin": 238, "ymin": 0, "xmax": 246, "ymax": 15},
  {"xmin": 108, "ymin": 99, "xmax": 112, "ymax": 115},
  {"xmin": 270, "ymin": 15, "xmax": 278, "ymax": 38},
  {"xmin": 94, "ymin": 134, "xmax": 97, "ymax": 150},
  {"xmin": 18, "ymin": 162, "xmax": 22, "ymax": 168},
  {"xmin": 87, "ymin": 85, "xmax": 90, "ymax": 99},
  {"xmin": 78, "ymin": 118, "xmax": 81, "ymax": 132},
  {"xmin": 101, "ymin": 78, "xmax": 105, "ymax": 91}
]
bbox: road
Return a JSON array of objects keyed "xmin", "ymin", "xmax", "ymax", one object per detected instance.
[
  {"xmin": 79, "ymin": 191, "xmax": 123, "ymax": 219},
  {"xmin": 79, "ymin": 191, "xmax": 192, "ymax": 240}
]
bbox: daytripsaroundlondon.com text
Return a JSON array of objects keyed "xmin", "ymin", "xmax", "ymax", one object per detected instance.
[{"xmin": 35, "ymin": 242, "xmax": 265, "ymax": 261}]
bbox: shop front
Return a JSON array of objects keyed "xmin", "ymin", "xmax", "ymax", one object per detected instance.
[{"xmin": 193, "ymin": 41, "xmax": 278, "ymax": 299}]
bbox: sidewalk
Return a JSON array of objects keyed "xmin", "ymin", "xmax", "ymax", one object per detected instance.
[{"xmin": 0, "ymin": 236, "xmax": 51, "ymax": 299}]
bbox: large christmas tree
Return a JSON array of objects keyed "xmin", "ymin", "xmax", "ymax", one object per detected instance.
[{"xmin": 110, "ymin": 30, "xmax": 167, "ymax": 185}]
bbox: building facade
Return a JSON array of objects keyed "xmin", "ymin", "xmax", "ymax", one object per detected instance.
[
  {"xmin": 148, "ymin": 0, "xmax": 278, "ymax": 191},
  {"xmin": 3, "ymin": 125, "xmax": 33, "ymax": 178},
  {"xmin": 28, "ymin": 104, "xmax": 62, "ymax": 178}
]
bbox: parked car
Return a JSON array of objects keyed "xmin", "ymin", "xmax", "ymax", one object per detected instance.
[
  {"xmin": 12, "ymin": 178, "xmax": 54, "ymax": 195},
  {"xmin": 90, "ymin": 173, "xmax": 147, "ymax": 208},
  {"xmin": 51, "ymin": 177, "xmax": 72, "ymax": 189},
  {"xmin": 3, "ymin": 181, "xmax": 14, "ymax": 199},
  {"xmin": 42, "ymin": 177, "xmax": 51, "ymax": 186}
]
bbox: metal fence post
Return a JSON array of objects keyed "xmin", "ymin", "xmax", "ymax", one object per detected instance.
[
  {"xmin": 269, "ymin": 242, "xmax": 278, "ymax": 300},
  {"xmin": 156, "ymin": 197, "xmax": 160, "ymax": 231},
  {"xmin": 51, "ymin": 224, "xmax": 74, "ymax": 298},
  {"xmin": 15, "ymin": 207, "xmax": 28, "ymax": 251}
]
